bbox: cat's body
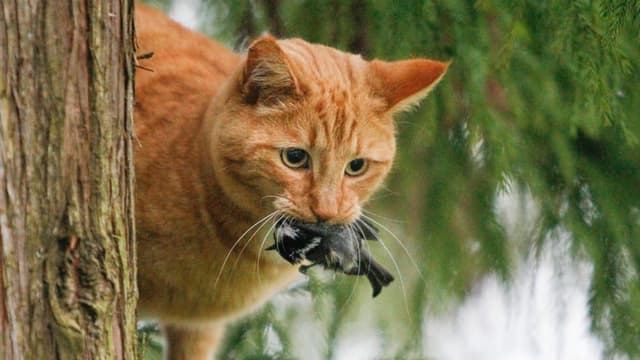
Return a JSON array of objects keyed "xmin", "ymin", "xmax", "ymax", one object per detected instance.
[
  {"xmin": 134, "ymin": 4, "xmax": 447, "ymax": 359},
  {"xmin": 135, "ymin": 4, "xmax": 296, "ymax": 324}
]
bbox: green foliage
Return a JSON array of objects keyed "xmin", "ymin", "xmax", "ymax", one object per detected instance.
[
  {"xmin": 141, "ymin": 0, "xmax": 640, "ymax": 358},
  {"xmin": 137, "ymin": 323, "xmax": 164, "ymax": 360},
  {"xmin": 142, "ymin": 0, "xmax": 173, "ymax": 13}
]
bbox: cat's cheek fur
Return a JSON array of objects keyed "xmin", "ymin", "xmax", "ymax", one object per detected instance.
[{"xmin": 351, "ymin": 165, "xmax": 392, "ymax": 205}]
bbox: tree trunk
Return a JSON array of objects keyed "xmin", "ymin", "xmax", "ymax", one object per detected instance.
[{"xmin": 0, "ymin": 1, "xmax": 136, "ymax": 359}]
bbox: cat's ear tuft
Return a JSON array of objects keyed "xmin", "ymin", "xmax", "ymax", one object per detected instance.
[
  {"xmin": 369, "ymin": 58, "xmax": 449, "ymax": 114},
  {"xmin": 242, "ymin": 36, "xmax": 300, "ymax": 107}
]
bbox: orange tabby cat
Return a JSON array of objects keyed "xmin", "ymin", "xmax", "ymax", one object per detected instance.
[{"xmin": 134, "ymin": 4, "xmax": 448, "ymax": 359}]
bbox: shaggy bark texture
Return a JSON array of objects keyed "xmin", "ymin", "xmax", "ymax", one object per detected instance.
[{"xmin": 0, "ymin": 1, "xmax": 137, "ymax": 358}]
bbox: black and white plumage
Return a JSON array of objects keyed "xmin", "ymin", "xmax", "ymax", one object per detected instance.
[{"xmin": 267, "ymin": 218, "xmax": 394, "ymax": 297}]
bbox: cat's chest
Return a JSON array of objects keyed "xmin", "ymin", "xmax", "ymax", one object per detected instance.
[{"xmin": 137, "ymin": 222, "xmax": 300, "ymax": 322}]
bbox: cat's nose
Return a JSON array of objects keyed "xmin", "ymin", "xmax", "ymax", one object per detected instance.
[
  {"xmin": 311, "ymin": 184, "xmax": 340, "ymax": 222},
  {"xmin": 311, "ymin": 202, "xmax": 338, "ymax": 223}
]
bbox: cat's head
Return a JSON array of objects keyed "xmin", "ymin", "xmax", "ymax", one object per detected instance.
[{"xmin": 208, "ymin": 36, "xmax": 448, "ymax": 224}]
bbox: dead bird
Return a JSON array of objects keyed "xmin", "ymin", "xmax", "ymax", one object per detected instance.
[{"xmin": 267, "ymin": 218, "xmax": 394, "ymax": 297}]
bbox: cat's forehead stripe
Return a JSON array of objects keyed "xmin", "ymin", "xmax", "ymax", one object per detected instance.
[{"xmin": 279, "ymin": 39, "xmax": 361, "ymax": 90}]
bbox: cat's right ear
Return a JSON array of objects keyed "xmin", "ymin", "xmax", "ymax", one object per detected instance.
[
  {"xmin": 369, "ymin": 58, "xmax": 449, "ymax": 114},
  {"xmin": 241, "ymin": 36, "xmax": 300, "ymax": 107}
]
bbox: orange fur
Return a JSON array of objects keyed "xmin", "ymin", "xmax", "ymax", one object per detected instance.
[{"xmin": 134, "ymin": 4, "xmax": 448, "ymax": 358}]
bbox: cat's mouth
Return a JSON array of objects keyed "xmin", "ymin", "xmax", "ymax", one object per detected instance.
[
  {"xmin": 273, "ymin": 217, "xmax": 379, "ymax": 245},
  {"xmin": 267, "ymin": 217, "xmax": 394, "ymax": 297}
]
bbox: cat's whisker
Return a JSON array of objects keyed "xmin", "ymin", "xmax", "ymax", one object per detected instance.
[
  {"xmin": 362, "ymin": 208, "xmax": 407, "ymax": 224},
  {"xmin": 356, "ymin": 218, "xmax": 412, "ymax": 320},
  {"xmin": 367, "ymin": 185, "xmax": 399, "ymax": 201},
  {"xmin": 353, "ymin": 221, "xmax": 386, "ymax": 294},
  {"xmin": 213, "ymin": 210, "xmax": 280, "ymax": 291},
  {"xmin": 361, "ymin": 214, "xmax": 426, "ymax": 284},
  {"xmin": 353, "ymin": 222, "xmax": 373, "ymax": 277},
  {"xmin": 347, "ymin": 224, "xmax": 366, "ymax": 302},
  {"xmin": 215, "ymin": 211, "xmax": 279, "ymax": 289},
  {"xmin": 255, "ymin": 213, "xmax": 288, "ymax": 284},
  {"xmin": 230, "ymin": 210, "xmax": 282, "ymax": 275},
  {"xmin": 259, "ymin": 194, "xmax": 289, "ymax": 207},
  {"xmin": 359, "ymin": 226, "xmax": 376, "ymax": 296},
  {"xmin": 335, "ymin": 224, "xmax": 361, "ymax": 316}
]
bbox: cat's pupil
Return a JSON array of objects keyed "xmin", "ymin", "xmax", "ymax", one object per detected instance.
[
  {"xmin": 286, "ymin": 149, "xmax": 306, "ymax": 163},
  {"xmin": 282, "ymin": 148, "xmax": 309, "ymax": 168},
  {"xmin": 346, "ymin": 158, "xmax": 367, "ymax": 176},
  {"xmin": 350, "ymin": 159, "xmax": 364, "ymax": 171}
]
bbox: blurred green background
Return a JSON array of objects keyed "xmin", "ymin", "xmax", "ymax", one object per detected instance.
[{"xmin": 138, "ymin": 0, "xmax": 640, "ymax": 358}]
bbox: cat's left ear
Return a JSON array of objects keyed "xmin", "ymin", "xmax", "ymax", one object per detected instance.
[
  {"xmin": 369, "ymin": 58, "xmax": 449, "ymax": 114},
  {"xmin": 241, "ymin": 35, "xmax": 301, "ymax": 108}
]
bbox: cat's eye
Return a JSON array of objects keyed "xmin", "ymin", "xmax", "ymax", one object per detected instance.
[
  {"xmin": 281, "ymin": 148, "xmax": 310, "ymax": 169},
  {"xmin": 345, "ymin": 158, "xmax": 367, "ymax": 176}
]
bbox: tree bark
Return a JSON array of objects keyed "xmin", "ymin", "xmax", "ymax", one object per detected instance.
[
  {"xmin": 0, "ymin": 1, "xmax": 136, "ymax": 359},
  {"xmin": 262, "ymin": 0, "xmax": 284, "ymax": 37},
  {"xmin": 348, "ymin": 0, "xmax": 370, "ymax": 56}
]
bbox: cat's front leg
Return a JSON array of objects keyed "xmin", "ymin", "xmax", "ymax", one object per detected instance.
[{"xmin": 163, "ymin": 323, "xmax": 225, "ymax": 360}]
